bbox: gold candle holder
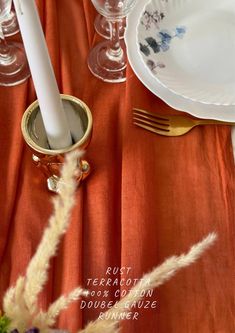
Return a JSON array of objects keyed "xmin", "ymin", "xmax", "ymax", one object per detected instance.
[{"xmin": 21, "ymin": 94, "xmax": 93, "ymax": 193}]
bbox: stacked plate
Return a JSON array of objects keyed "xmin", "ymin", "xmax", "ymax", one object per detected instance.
[{"xmin": 125, "ymin": 0, "xmax": 235, "ymax": 121}]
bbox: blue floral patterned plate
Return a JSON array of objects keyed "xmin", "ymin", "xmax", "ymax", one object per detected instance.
[{"xmin": 137, "ymin": 0, "xmax": 235, "ymax": 106}]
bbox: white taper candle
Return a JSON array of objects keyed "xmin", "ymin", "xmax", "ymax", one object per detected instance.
[{"xmin": 13, "ymin": 0, "xmax": 72, "ymax": 149}]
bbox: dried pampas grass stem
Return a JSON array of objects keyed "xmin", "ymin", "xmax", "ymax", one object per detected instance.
[
  {"xmin": 23, "ymin": 151, "xmax": 83, "ymax": 314},
  {"xmin": 44, "ymin": 288, "xmax": 89, "ymax": 327},
  {"xmin": 80, "ymin": 233, "xmax": 217, "ymax": 333},
  {"xmin": 2, "ymin": 149, "xmax": 217, "ymax": 333},
  {"xmin": 3, "ymin": 151, "xmax": 87, "ymax": 332}
]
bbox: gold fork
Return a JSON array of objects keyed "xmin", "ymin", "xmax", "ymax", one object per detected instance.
[{"xmin": 133, "ymin": 108, "xmax": 235, "ymax": 137}]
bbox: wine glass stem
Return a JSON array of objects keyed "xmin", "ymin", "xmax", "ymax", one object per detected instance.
[
  {"xmin": 0, "ymin": 33, "xmax": 15, "ymax": 64},
  {"xmin": 107, "ymin": 19, "xmax": 123, "ymax": 59}
]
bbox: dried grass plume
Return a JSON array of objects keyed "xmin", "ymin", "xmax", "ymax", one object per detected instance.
[
  {"xmin": 2, "ymin": 150, "xmax": 217, "ymax": 333},
  {"xmin": 3, "ymin": 151, "xmax": 87, "ymax": 333},
  {"xmin": 80, "ymin": 233, "xmax": 216, "ymax": 333}
]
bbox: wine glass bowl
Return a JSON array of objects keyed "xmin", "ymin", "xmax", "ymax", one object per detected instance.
[
  {"xmin": 88, "ymin": 0, "xmax": 137, "ymax": 83},
  {"xmin": 93, "ymin": 0, "xmax": 136, "ymax": 19}
]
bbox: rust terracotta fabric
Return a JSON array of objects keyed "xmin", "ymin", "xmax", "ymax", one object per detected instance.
[{"xmin": 0, "ymin": 1, "xmax": 235, "ymax": 332}]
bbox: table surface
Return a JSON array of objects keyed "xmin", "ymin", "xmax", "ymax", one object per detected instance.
[{"xmin": 0, "ymin": 1, "xmax": 235, "ymax": 332}]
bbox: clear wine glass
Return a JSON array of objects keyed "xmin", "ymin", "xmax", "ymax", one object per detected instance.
[
  {"xmin": 88, "ymin": 0, "xmax": 137, "ymax": 83},
  {"xmin": 0, "ymin": 1, "xmax": 30, "ymax": 86},
  {"xmin": 94, "ymin": 14, "xmax": 126, "ymax": 39},
  {"xmin": 1, "ymin": 0, "xmax": 19, "ymax": 37}
]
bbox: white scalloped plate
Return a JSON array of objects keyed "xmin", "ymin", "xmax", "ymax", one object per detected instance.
[
  {"xmin": 125, "ymin": 0, "xmax": 235, "ymax": 121},
  {"xmin": 137, "ymin": 0, "xmax": 235, "ymax": 106}
]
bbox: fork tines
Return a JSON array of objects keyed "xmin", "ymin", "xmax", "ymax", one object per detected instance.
[{"xmin": 133, "ymin": 108, "xmax": 170, "ymax": 135}]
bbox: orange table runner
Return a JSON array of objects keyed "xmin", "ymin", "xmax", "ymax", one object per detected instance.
[{"xmin": 0, "ymin": 1, "xmax": 235, "ymax": 332}]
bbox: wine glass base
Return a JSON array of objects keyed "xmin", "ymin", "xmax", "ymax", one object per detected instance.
[
  {"xmin": 88, "ymin": 40, "xmax": 127, "ymax": 83},
  {"xmin": 94, "ymin": 14, "xmax": 126, "ymax": 39},
  {"xmin": 0, "ymin": 42, "xmax": 30, "ymax": 87},
  {"xmin": 2, "ymin": 13, "xmax": 19, "ymax": 37}
]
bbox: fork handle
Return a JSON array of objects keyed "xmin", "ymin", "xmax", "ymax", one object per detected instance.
[{"xmin": 196, "ymin": 119, "xmax": 235, "ymax": 126}]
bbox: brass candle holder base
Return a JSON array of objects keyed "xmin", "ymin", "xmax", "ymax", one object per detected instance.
[{"xmin": 21, "ymin": 94, "xmax": 93, "ymax": 193}]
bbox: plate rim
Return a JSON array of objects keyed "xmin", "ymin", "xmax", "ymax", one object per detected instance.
[
  {"xmin": 125, "ymin": 0, "xmax": 235, "ymax": 121},
  {"xmin": 137, "ymin": 0, "xmax": 235, "ymax": 106}
]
